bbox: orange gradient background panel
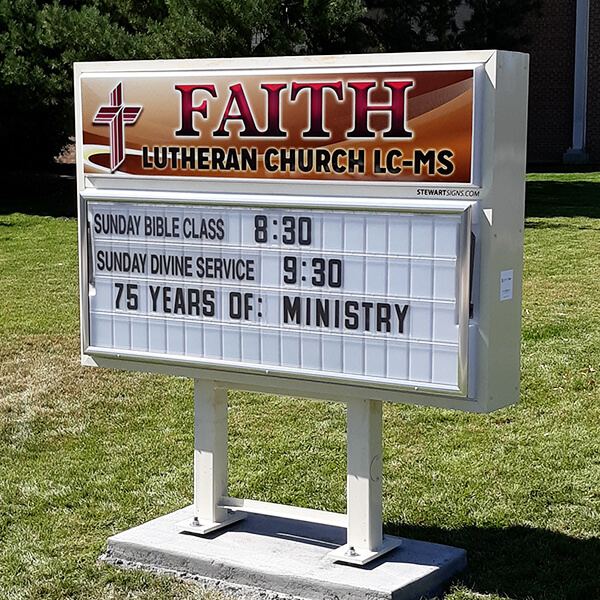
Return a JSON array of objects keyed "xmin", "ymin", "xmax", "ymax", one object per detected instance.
[{"xmin": 81, "ymin": 69, "xmax": 475, "ymax": 183}]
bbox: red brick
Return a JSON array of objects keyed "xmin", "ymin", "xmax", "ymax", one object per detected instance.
[{"xmin": 516, "ymin": 0, "xmax": 598, "ymax": 163}]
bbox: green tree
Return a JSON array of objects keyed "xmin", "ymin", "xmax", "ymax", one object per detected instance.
[
  {"xmin": 0, "ymin": 0, "xmax": 142, "ymax": 167},
  {"xmin": 0, "ymin": 0, "xmax": 369, "ymax": 167},
  {"xmin": 363, "ymin": 0, "xmax": 539, "ymax": 53},
  {"xmin": 362, "ymin": 0, "xmax": 435, "ymax": 53},
  {"xmin": 458, "ymin": 0, "xmax": 541, "ymax": 49},
  {"xmin": 0, "ymin": 0, "xmax": 539, "ymax": 169}
]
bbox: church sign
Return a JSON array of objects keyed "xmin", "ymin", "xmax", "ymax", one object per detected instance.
[{"xmin": 76, "ymin": 51, "xmax": 528, "ymax": 414}]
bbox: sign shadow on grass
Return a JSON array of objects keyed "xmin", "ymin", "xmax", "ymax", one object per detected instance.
[
  {"xmin": 1, "ymin": 166, "xmax": 76, "ymax": 218},
  {"xmin": 386, "ymin": 521, "xmax": 600, "ymax": 599},
  {"xmin": 526, "ymin": 181, "xmax": 600, "ymax": 220}
]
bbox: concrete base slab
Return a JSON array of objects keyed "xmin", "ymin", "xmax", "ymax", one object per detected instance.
[{"xmin": 100, "ymin": 506, "xmax": 466, "ymax": 600}]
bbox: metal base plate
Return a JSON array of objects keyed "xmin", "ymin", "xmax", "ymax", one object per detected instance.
[
  {"xmin": 176, "ymin": 511, "xmax": 247, "ymax": 535},
  {"xmin": 327, "ymin": 536, "xmax": 403, "ymax": 565}
]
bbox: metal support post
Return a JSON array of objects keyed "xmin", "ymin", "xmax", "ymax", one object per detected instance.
[
  {"xmin": 178, "ymin": 380, "xmax": 245, "ymax": 534},
  {"xmin": 329, "ymin": 398, "xmax": 401, "ymax": 565}
]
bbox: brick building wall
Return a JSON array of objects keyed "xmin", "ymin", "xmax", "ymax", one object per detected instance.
[
  {"xmin": 518, "ymin": 0, "xmax": 598, "ymax": 164},
  {"xmin": 518, "ymin": 0, "xmax": 576, "ymax": 163},
  {"xmin": 585, "ymin": 0, "xmax": 600, "ymax": 162}
]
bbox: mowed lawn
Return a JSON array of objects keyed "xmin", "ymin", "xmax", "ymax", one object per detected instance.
[{"xmin": 2, "ymin": 173, "xmax": 600, "ymax": 600}]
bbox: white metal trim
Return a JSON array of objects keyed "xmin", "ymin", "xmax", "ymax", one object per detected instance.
[
  {"xmin": 84, "ymin": 346, "xmax": 466, "ymax": 397},
  {"xmin": 219, "ymin": 497, "xmax": 347, "ymax": 528},
  {"xmin": 81, "ymin": 188, "xmax": 475, "ymax": 214}
]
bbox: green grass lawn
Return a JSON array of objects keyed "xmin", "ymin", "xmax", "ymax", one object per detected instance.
[{"xmin": 2, "ymin": 173, "xmax": 600, "ymax": 599}]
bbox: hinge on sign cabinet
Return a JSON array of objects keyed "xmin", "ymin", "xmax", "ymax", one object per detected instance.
[
  {"xmin": 87, "ymin": 219, "xmax": 95, "ymax": 288},
  {"xmin": 469, "ymin": 232, "xmax": 475, "ymax": 319}
]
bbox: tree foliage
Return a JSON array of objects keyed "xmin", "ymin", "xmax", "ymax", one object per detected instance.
[
  {"xmin": 0, "ymin": 0, "xmax": 539, "ymax": 169},
  {"xmin": 459, "ymin": 0, "xmax": 541, "ymax": 49},
  {"xmin": 0, "ymin": 0, "xmax": 142, "ymax": 167}
]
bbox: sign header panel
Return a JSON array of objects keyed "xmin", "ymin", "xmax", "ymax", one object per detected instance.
[{"xmin": 81, "ymin": 68, "xmax": 476, "ymax": 184}]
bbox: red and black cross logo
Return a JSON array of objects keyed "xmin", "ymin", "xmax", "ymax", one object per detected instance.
[{"xmin": 92, "ymin": 82, "xmax": 142, "ymax": 173}]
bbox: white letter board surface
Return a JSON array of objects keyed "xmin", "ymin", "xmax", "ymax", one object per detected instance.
[{"xmin": 86, "ymin": 200, "xmax": 471, "ymax": 396}]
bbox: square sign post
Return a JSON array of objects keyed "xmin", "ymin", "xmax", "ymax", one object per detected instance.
[{"xmin": 75, "ymin": 50, "xmax": 528, "ymax": 578}]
